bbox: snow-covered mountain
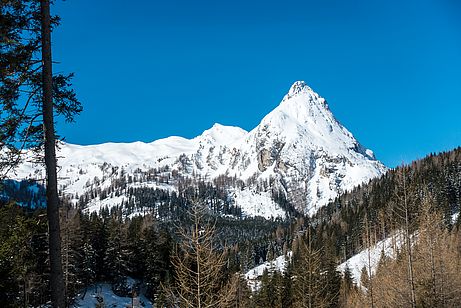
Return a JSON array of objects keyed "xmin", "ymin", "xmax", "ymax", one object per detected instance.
[{"xmin": 15, "ymin": 81, "xmax": 386, "ymax": 216}]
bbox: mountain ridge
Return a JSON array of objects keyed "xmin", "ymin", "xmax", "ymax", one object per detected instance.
[{"xmin": 15, "ymin": 81, "xmax": 386, "ymax": 215}]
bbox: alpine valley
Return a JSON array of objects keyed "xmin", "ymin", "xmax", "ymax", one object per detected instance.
[
  {"xmin": 3, "ymin": 1, "xmax": 461, "ymax": 306},
  {"xmin": 15, "ymin": 81, "xmax": 386, "ymax": 218},
  {"xmin": 3, "ymin": 82, "xmax": 461, "ymax": 308}
]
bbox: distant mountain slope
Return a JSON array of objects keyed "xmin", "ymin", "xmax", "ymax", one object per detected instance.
[
  {"xmin": 312, "ymin": 146, "xmax": 461, "ymax": 264},
  {"xmin": 14, "ymin": 81, "xmax": 386, "ymax": 215}
]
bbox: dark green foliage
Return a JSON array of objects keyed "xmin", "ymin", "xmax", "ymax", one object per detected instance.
[
  {"xmin": 140, "ymin": 220, "xmax": 172, "ymax": 299},
  {"xmin": 0, "ymin": 202, "xmax": 49, "ymax": 307},
  {"xmin": 255, "ymin": 269, "xmax": 276, "ymax": 307}
]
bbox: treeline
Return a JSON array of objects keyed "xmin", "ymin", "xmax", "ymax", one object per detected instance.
[
  {"xmin": 157, "ymin": 203, "xmax": 344, "ymax": 308},
  {"xmin": 0, "ymin": 201, "xmax": 171, "ymax": 306},
  {"xmin": 0, "ymin": 198, "xmax": 294, "ymax": 306},
  {"xmin": 249, "ymin": 147, "xmax": 461, "ymax": 307},
  {"xmin": 0, "ymin": 203, "xmax": 49, "ymax": 307},
  {"xmin": 0, "ymin": 179, "xmax": 46, "ymax": 208},
  {"xmin": 73, "ymin": 167, "xmax": 298, "ymax": 220}
]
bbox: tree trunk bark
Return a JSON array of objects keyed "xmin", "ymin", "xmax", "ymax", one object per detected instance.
[
  {"xmin": 365, "ymin": 215, "xmax": 375, "ymax": 308},
  {"xmin": 402, "ymin": 168, "xmax": 416, "ymax": 308},
  {"xmin": 40, "ymin": 0, "xmax": 65, "ymax": 307}
]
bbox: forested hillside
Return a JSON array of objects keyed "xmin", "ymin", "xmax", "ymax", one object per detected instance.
[
  {"xmin": 1, "ymin": 147, "xmax": 460, "ymax": 307},
  {"xmin": 313, "ymin": 146, "xmax": 461, "ymax": 263}
]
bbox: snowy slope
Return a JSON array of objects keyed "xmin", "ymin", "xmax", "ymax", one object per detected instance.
[
  {"xmin": 229, "ymin": 188, "xmax": 286, "ymax": 219},
  {"xmin": 14, "ymin": 81, "xmax": 386, "ymax": 215},
  {"xmin": 247, "ymin": 231, "xmax": 403, "ymax": 291},
  {"xmin": 338, "ymin": 232, "xmax": 404, "ymax": 286}
]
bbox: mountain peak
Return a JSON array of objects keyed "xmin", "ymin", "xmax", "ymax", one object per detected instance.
[
  {"xmin": 287, "ymin": 80, "xmax": 312, "ymax": 96},
  {"xmin": 14, "ymin": 80, "xmax": 386, "ymax": 216},
  {"xmin": 262, "ymin": 82, "xmax": 331, "ymax": 133},
  {"xmin": 281, "ymin": 81, "xmax": 327, "ymax": 108}
]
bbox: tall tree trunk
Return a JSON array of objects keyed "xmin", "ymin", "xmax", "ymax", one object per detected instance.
[
  {"xmin": 402, "ymin": 168, "xmax": 416, "ymax": 308},
  {"xmin": 365, "ymin": 215, "xmax": 375, "ymax": 308},
  {"xmin": 308, "ymin": 229, "xmax": 313, "ymax": 308},
  {"xmin": 40, "ymin": 0, "xmax": 65, "ymax": 307}
]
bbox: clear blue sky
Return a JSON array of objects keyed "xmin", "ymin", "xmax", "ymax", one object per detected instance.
[{"xmin": 52, "ymin": 0, "xmax": 461, "ymax": 167}]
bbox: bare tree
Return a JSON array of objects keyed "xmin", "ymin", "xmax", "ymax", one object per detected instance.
[
  {"xmin": 367, "ymin": 189, "xmax": 461, "ymax": 307},
  {"xmin": 394, "ymin": 166, "xmax": 417, "ymax": 308},
  {"xmin": 363, "ymin": 213, "xmax": 375, "ymax": 308},
  {"xmin": 166, "ymin": 201, "xmax": 236, "ymax": 308}
]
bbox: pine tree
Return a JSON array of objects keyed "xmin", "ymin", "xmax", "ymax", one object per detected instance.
[
  {"xmin": 0, "ymin": 203, "xmax": 49, "ymax": 306},
  {"xmin": 141, "ymin": 219, "xmax": 172, "ymax": 300},
  {"xmin": 255, "ymin": 268, "xmax": 275, "ymax": 307}
]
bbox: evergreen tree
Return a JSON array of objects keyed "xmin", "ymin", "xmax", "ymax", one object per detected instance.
[
  {"xmin": 141, "ymin": 220, "xmax": 172, "ymax": 300},
  {"xmin": 60, "ymin": 206, "xmax": 84, "ymax": 301},
  {"xmin": 0, "ymin": 203, "xmax": 49, "ymax": 306}
]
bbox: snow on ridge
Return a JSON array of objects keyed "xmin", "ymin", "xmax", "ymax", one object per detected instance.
[
  {"xmin": 196, "ymin": 123, "xmax": 248, "ymax": 146},
  {"xmin": 284, "ymin": 80, "xmax": 315, "ymax": 99},
  {"xmin": 14, "ymin": 81, "xmax": 386, "ymax": 216}
]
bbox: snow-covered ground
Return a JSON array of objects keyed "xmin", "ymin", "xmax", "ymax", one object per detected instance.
[
  {"xmin": 230, "ymin": 188, "xmax": 285, "ymax": 219},
  {"xmin": 243, "ymin": 231, "xmax": 406, "ymax": 293},
  {"xmin": 338, "ymin": 232, "xmax": 404, "ymax": 286},
  {"xmin": 83, "ymin": 181, "xmax": 176, "ymax": 215},
  {"xmin": 73, "ymin": 278, "xmax": 152, "ymax": 307}
]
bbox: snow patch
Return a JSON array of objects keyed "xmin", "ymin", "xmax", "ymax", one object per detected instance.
[
  {"xmin": 452, "ymin": 212, "xmax": 459, "ymax": 224},
  {"xmin": 245, "ymin": 252, "xmax": 292, "ymax": 292},
  {"xmin": 230, "ymin": 188, "xmax": 285, "ymax": 219}
]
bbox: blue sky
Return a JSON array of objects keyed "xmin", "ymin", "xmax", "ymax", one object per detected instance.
[{"xmin": 52, "ymin": 0, "xmax": 461, "ymax": 167}]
